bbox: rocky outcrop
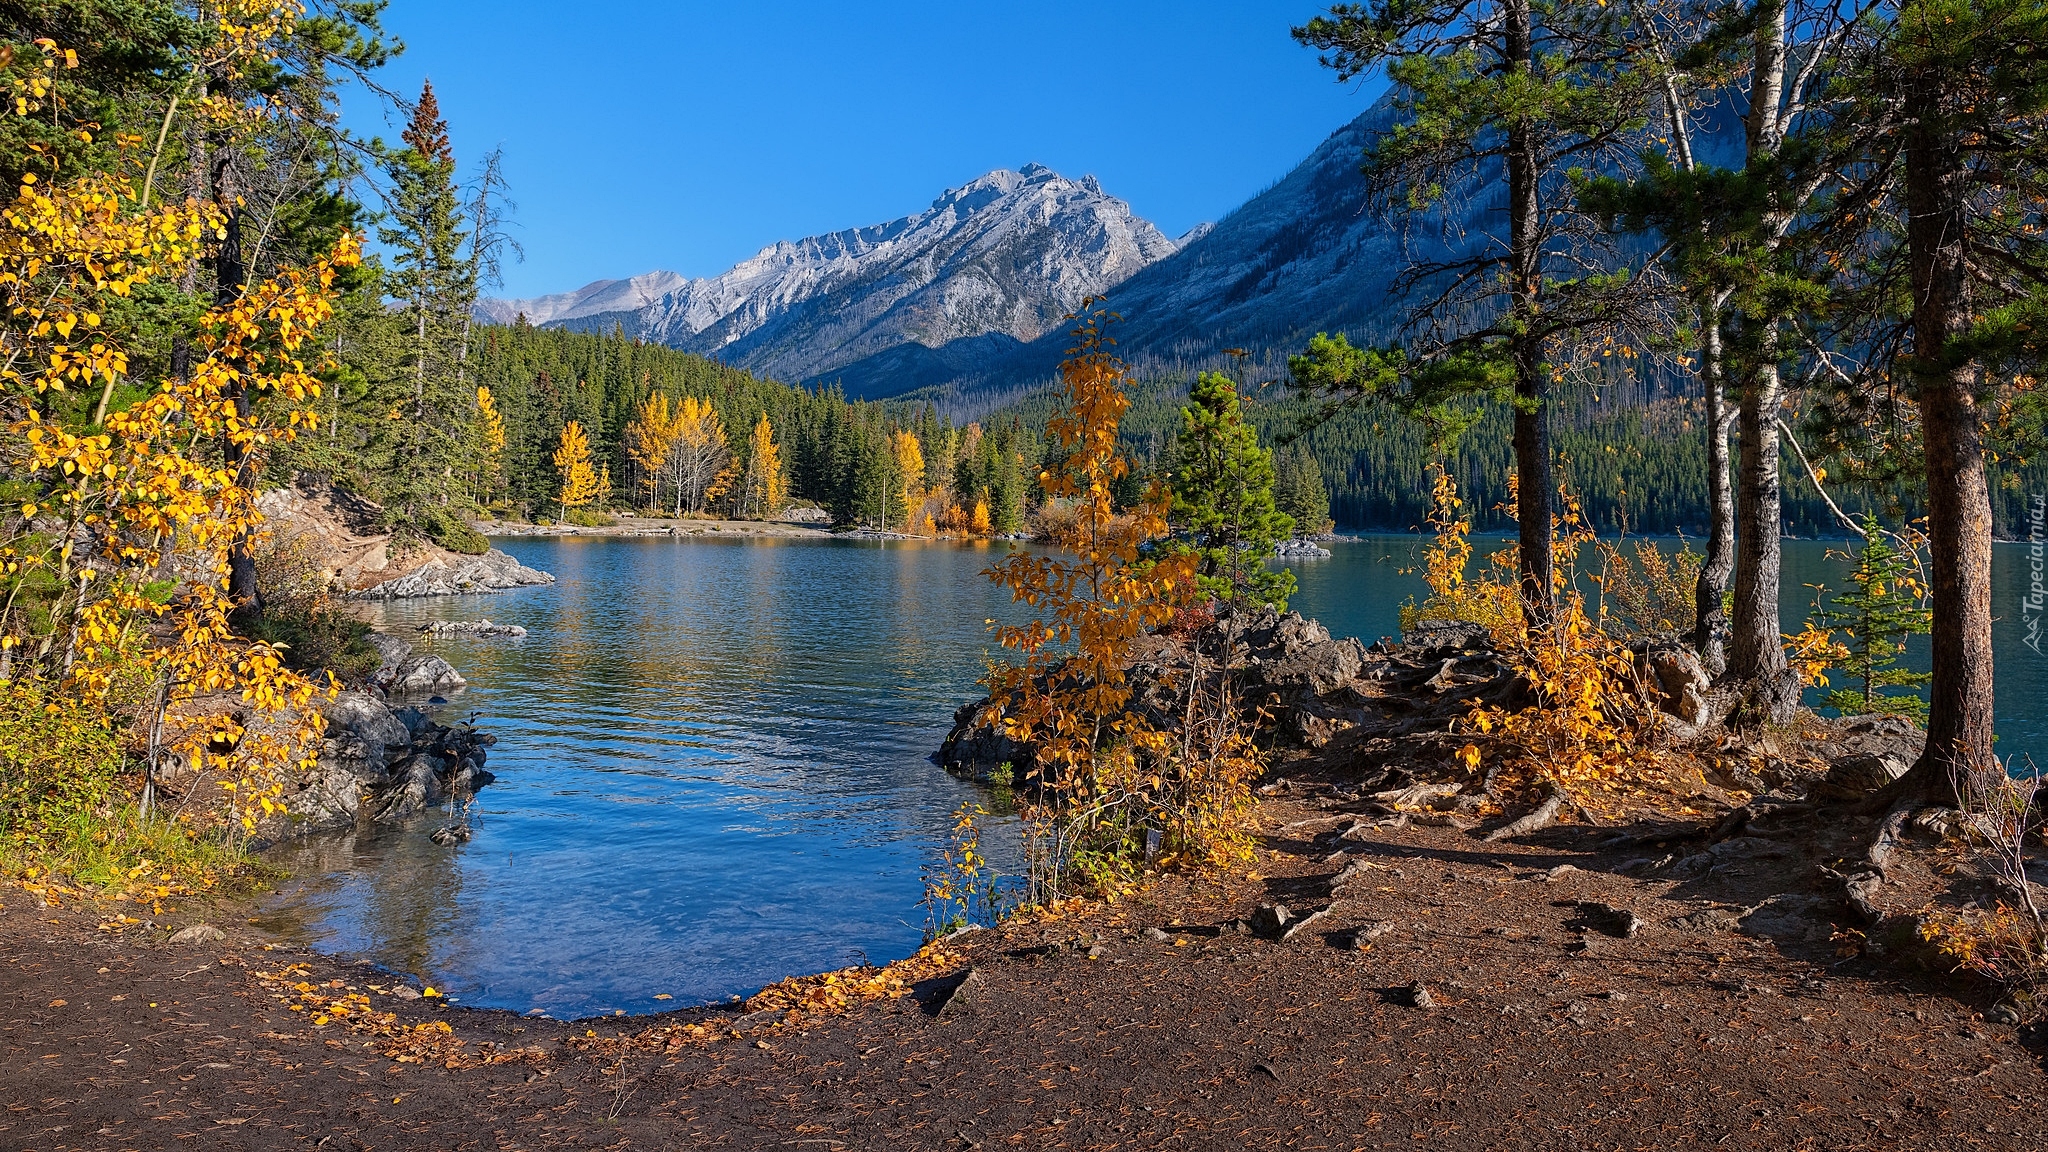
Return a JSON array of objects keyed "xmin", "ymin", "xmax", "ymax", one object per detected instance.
[
  {"xmin": 1273, "ymin": 538, "xmax": 1333, "ymax": 560},
  {"xmin": 418, "ymin": 619, "xmax": 527, "ymax": 638},
  {"xmin": 937, "ymin": 608, "xmax": 1519, "ymax": 782},
  {"xmin": 365, "ymin": 633, "xmax": 466, "ymax": 698},
  {"xmin": 276, "ymin": 691, "xmax": 498, "ymax": 835},
  {"xmin": 355, "ymin": 548, "xmax": 553, "ymax": 599}
]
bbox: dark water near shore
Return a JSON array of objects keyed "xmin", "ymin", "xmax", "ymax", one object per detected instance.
[{"xmin": 259, "ymin": 533, "xmax": 2043, "ymax": 1017}]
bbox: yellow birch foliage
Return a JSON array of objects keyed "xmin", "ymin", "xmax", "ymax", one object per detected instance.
[
  {"xmin": 970, "ymin": 492, "xmax": 993, "ymax": 538},
  {"xmin": 1412, "ymin": 468, "xmax": 1684, "ymax": 813},
  {"xmin": 8, "ymin": 238, "xmax": 363, "ymax": 831},
  {"xmin": 672, "ymin": 395, "xmax": 731, "ymax": 515},
  {"xmin": 552, "ymin": 421, "xmax": 599, "ymax": 512}
]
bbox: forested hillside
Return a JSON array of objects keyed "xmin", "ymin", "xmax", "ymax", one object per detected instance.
[{"xmin": 995, "ymin": 374, "xmax": 2048, "ymax": 540}]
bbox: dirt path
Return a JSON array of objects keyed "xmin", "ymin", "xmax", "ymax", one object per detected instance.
[{"xmin": 6, "ymin": 797, "xmax": 2043, "ymax": 1151}]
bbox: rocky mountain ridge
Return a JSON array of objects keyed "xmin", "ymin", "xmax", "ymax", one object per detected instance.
[{"xmin": 483, "ymin": 164, "xmax": 1184, "ymax": 397}]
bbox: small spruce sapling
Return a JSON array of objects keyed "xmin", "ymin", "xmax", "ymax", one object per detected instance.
[{"xmin": 1819, "ymin": 516, "xmax": 1932, "ymax": 722}]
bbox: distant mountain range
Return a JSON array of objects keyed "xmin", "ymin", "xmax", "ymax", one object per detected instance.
[
  {"xmin": 479, "ymin": 164, "xmax": 1190, "ymax": 398},
  {"xmin": 479, "ymin": 95, "xmax": 1544, "ymax": 407}
]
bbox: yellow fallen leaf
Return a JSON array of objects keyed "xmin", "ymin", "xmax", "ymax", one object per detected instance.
[{"xmin": 653, "ymin": 994, "xmax": 672, "ymax": 1000}]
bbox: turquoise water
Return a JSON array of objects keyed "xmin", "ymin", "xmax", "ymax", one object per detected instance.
[{"xmin": 259, "ymin": 533, "xmax": 2043, "ymax": 1017}]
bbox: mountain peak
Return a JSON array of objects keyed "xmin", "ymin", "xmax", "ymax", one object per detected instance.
[{"xmin": 486, "ymin": 166, "xmax": 1180, "ymax": 397}]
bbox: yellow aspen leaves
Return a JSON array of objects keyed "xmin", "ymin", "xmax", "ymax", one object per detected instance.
[{"xmin": 553, "ymin": 421, "xmax": 600, "ymax": 513}]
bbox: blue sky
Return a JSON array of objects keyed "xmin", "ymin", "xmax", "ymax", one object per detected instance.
[{"xmin": 344, "ymin": 1, "xmax": 1380, "ymax": 299}]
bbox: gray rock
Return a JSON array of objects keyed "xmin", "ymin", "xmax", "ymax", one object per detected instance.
[
  {"xmin": 418, "ymin": 619, "xmax": 528, "ymax": 638},
  {"xmin": 1278, "ymin": 908, "xmax": 1332, "ymax": 943},
  {"xmin": 935, "ymin": 968, "xmax": 985, "ymax": 1017},
  {"xmin": 169, "ymin": 924, "xmax": 225, "ymax": 944},
  {"xmin": 388, "ymin": 985, "xmax": 422, "ymax": 1001},
  {"xmin": 1575, "ymin": 902, "xmax": 1645, "ymax": 939},
  {"xmin": 357, "ymin": 548, "xmax": 554, "ymax": 600},
  {"xmin": 1086, "ymin": 945, "xmax": 1109, "ymax": 960},
  {"xmin": 1249, "ymin": 904, "xmax": 1292, "ymax": 939},
  {"xmin": 1339, "ymin": 920, "xmax": 1397, "ymax": 949},
  {"xmin": 1820, "ymin": 752, "xmax": 1911, "ymax": 797},
  {"xmin": 321, "ymin": 690, "xmax": 412, "ymax": 772},
  {"xmin": 1142, "ymin": 927, "xmax": 1173, "ymax": 943},
  {"xmin": 429, "ymin": 823, "xmax": 472, "ymax": 846},
  {"xmin": 1273, "ymin": 538, "xmax": 1333, "ymax": 560},
  {"xmin": 1396, "ymin": 981, "xmax": 1438, "ymax": 1009},
  {"xmin": 1988, "ymin": 1001, "xmax": 2023, "ymax": 1026},
  {"xmin": 392, "ymin": 654, "xmax": 465, "ymax": 697},
  {"xmin": 1400, "ymin": 619, "xmax": 1493, "ymax": 656}
]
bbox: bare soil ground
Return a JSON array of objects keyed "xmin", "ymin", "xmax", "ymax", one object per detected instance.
[{"xmin": 6, "ymin": 779, "xmax": 2044, "ymax": 1152}]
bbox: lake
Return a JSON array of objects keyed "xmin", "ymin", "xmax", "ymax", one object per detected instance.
[{"xmin": 258, "ymin": 533, "xmax": 2045, "ymax": 1017}]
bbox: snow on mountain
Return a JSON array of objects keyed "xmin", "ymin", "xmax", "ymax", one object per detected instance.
[
  {"xmin": 484, "ymin": 164, "xmax": 1184, "ymax": 397},
  {"xmin": 474, "ymin": 271, "xmax": 690, "ymax": 328}
]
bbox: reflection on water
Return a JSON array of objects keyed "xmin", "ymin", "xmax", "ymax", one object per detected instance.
[
  {"xmin": 258, "ymin": 537, "xmax": 1025, "ymax": 1017},
  {"xmin": 259, "ymin": 532, "xmax": 2043, "ymax": 1018}
]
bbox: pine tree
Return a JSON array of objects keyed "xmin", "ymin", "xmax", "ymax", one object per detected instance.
[
  {"xmin": 1819, "ymin": 519, "xmax": 1932, "ymax": 721},
  {"xmin": 1274, "ymin": 444, "xmax": 1332, "ymax": 538},
  {"xmin": 378, "ymin": 79, "xmax": 474, "ymax": 543},
  {"xmin": 1168, "ymin": 372, "xmax": 1296, "ymax": 610},
  {"xmin": 1293, "ymin": 1, "xmax": 1658, "ymax": 625}
]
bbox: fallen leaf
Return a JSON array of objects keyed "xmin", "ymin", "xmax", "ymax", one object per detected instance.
[{"xmin": 47, "ymin": 999, "xmax": 66, "ymax": 1007}]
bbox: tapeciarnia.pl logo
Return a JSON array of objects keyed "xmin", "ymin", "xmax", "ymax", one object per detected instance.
[{"xmin": 2026, "ymin": 492, "xmax": 2045, "ymax": 655}]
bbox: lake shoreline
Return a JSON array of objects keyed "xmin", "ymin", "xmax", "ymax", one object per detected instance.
[{"xmin": 6, "ymin": 775, "xmax": 2041, "ymax": 1149}]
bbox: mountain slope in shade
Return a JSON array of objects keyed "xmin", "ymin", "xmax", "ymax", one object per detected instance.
[
  {"xmin": 932, "ymin": 98, "xmax": 1416, "ymax": 411},
  {"xmin": 492, "ymin": 164, "xmax": 1184, "ymax": 397}
]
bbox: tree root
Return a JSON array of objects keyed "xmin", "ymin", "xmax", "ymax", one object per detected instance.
[
  {"xmin": 1835, "ymin": 802, "xmax": 1919, "ymax": 924},
  {"xmin": 1484, "ymin": 792, "xmax": 1564, "ymax": 842}
]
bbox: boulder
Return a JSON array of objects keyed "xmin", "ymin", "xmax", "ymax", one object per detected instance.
[
  {"xmin": 1819, "ymin": 751, "xmax": 1911, "ymax": 797},
  {"xmin": 169, "ymin": 924, "xmax": 226, "ymax": 944},
  {"xmin": 320, "ymin": 690, "xmax": 411, "ymax": 774},
  {"xmin": 1639, "ymin": 644, "xmax": 1712, "ymax": 727},
  {"xmin": 1400, "ymin": 619, "xmax": 1493, "ymax": 657},
  {"xmin": 365, "ymin": 633, "xmax": 467, "ymax": 698},
  {"xmin": 387, "ymin": 653, "xmax": 465, "ymax": 697}
]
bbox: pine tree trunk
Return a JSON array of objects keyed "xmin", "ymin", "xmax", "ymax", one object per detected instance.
[
  {"xmin": 1887, "ymin": 77, "xmax": 1996, "ymax": 803},
  {"xmin": 1693, "ymin": 303, "xmax": 1735, "ymax": 673},
  {"xmin": 1505, "ymin": 0, "xmax": 1553, "ymax": 625}
]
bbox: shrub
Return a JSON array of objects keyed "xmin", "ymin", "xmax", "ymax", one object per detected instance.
[
  {"xmin": 1596, "ymin": 538, "xmax": 1703, "ymax": 639},
  {"xmin": 0, "ymin": 679, "xmax": 123, "ymax": 846},
  {"xmin": 420, "ymin": 506, "xmax": 491, "ymax": 555},
  {"xmin": 563, "ymin": 507, "xmax": 616, "ymax": 528},
  {"xmin": 983, "ymin": 303, "xmax": 1253, "ymax": 903},
  {"xmin": 1410, "ymin": 466, "xmax": 1684, "ymax": 812},
  {"xmin": 249, "ymin": 538, "xmax": 381, "ymax": 681}
]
